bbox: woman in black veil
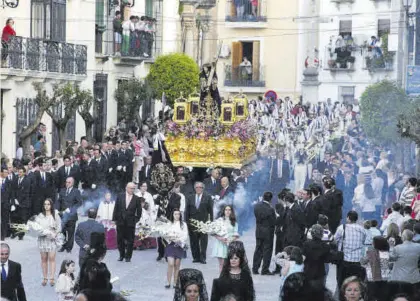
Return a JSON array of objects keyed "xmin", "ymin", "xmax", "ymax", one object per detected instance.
[{"xmin": 173, "ymin": 268, "xmax": 209, "ymax": 301}]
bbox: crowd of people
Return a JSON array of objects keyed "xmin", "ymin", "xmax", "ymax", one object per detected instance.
[
  {"xmin": 1, "ymin": 93, "xmax": 420, "ymax": 301},
  {"xmin": 113, "ymin": 11, "xmax": 156, "ymax": 58}
]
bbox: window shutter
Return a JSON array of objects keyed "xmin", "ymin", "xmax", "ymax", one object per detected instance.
[
  {"xmin": 96, "ymin": 0, "xmax": 106, "ymax": 32},
  {"xmin": 146, "ymin": 0, "xmax": 153, "ymax": 17},
  {"xmin": 252, "ymin": 41, "xmax": 260, "ymax": 81},
  {"xmin": 231, "ymin": 42, "xmax": 243, "ymax": 81}
]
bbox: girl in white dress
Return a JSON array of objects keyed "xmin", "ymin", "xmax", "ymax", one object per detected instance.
[
  {"xmin": 56, "ymin": 259, "xmax": 76, "ymax": 301},
  {"xmin": 36, "ymin": 198, "xmax": 62, "ymax": 287}
]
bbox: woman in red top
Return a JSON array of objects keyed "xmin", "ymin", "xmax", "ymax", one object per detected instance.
[{"xmin": 1, "ymin": 18, "xmax": 16, "ymax": 64}]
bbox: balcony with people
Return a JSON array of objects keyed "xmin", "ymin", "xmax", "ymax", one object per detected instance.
[
  {"xmin": 324, "ymin": 35, "xmax": 356, "ymax": 72},
  {"xmin": 224, "ymin": 61, "xmax": 265, "ymax": 88},
  {"xmin": 96, "ymin": 11, "xmax": 159, "ymax": 65},
  {"xmin": 1, "ymin": 35, "xmax": 87, "ymax": 79},
  {"xmin": 225, "ymin": 0, "xmax": 267, "ymax": 28},
  {"xmin": 362, "ymin": 34, "xmax": 395, "ymax": 72}
]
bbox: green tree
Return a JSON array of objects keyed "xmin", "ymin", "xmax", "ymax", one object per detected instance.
[
  {"xmin": 76, "ymin": 87, "xmax": 95, "ymax": 142},
  {"xmin": 147, "ymin": 53, "xmax": 200, "ymax": 105},
  {"xmin": 397, "ymin": 97, "xmax": 420, "ymax": 176},
  {"xmin": 114, "ymin": 78, "xmax": 151, "ymax": 126},
  {"xmin": 359, "ymin": 80, "xmax": 408, "ymax": 146}
]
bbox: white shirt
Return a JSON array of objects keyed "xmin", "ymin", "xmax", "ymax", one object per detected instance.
[
  {"xmin": 178, "ymin": 192, "xmax": 186, "ymax": 213},
  {"xmin": 97, "ymin": 201, "xmax": 115, "ymax": 221},
  {"xmin": 380, "ymin": 211, "xmax": 404, "ymax": 233}
]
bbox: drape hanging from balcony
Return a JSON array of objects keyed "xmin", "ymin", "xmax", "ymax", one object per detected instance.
[{"xmin": 146, "ymin": 0, "xmax": 153, "ymax": 17}]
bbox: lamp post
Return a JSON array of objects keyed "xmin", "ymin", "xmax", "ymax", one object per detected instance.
[
  {"xmin": 1, "ymin": 0, "xmax": 19, "ymax": 8},
  {"xmin": 401, "ymin": 0, "xmax": 414, "ymax": 89}
]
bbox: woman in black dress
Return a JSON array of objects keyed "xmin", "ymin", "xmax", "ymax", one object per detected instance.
[{"xmin": 210, "ymin": 241, "xmax": 255, "ymax": 301}]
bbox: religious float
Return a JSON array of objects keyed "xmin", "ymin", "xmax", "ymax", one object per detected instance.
[{"xmin": 164, "ymin": 90, "xmax": 258, "ymax": 168}]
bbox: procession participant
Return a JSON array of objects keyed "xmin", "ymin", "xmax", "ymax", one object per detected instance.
[
  {"xmin": 185, "ymin": 182, "xmax": 213, "ymax": 264},
  {"xmin": 252, "ymin": 192, "xmax": 276, "ymax": 275},
  {"xmin": 211, "ymin": 205, "xmax": 239, "ymax": 273},
  {"xmin": 35, "ymin": 198, "xmax": 62, "ymax": 287},
  {"xmin": 56, "ymin": 177, "xmax": 82, "ymax": 253},
  {"xmin": 164, "ymin": 208, "xmax": 189, "ymax": 289},
  {"xmin": 112, "ymin": 182, "xmax": 142, "ymax": 262}
]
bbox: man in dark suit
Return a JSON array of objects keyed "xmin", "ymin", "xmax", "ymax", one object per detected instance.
[
  {"xmin": 339, "ymin": 171, "xmax": 357, "ymax": 224},
  {"xmin": 139, "ymin": 156, "xmax": 152, "ymax": 185},
  {"xmin": 302, "ymin": 187, "xmax": 321, "ymax": 230},
  {"xmin": 252, "ymin": 191, "xmax": 276, "ymax": 275},
  {"xmin": 80, "ymin": 152, "xmax": 98, "ymax": 192},
  {"xmin": 273, "ymin": 189, "xmax": 289, "ymax": 274},
  {"xmin": 56, "ymin": 155, "xmax": 80, "ymax": 191},
  {"xmin": 219, "ymin": 177, "xmax": 234, "ymax": 200},
  {"xmin": 317, "ymin": 152, "xmax": 333, "ymax": 174},
  {"xmin": 74, "ymin": 208, "xmax": 105, "ymax": 268},
  {"xmin": 203, "ymin": 169, "xmax": 221, "ymax": 197},
  {"xmin": 32, "ymin": 160, "xmax": 55, "ymax": 215},
  {"xmin": 12, "ymin": 167, "xmax": 32, "ymax": 240},
  {"xmin": 1, "ymin": 243, "xmax": 27, "ymax": 301},
  {"xmin": 1, "ymin": 167, "xmax": 14, "ymax": 240},
  {"xmin": 93, "ymin": 148, "xmax": 108, "ymax": 187},
  {"xmin": 185, "ymin": 182, "xmax": 213, "ymax": 264},
  {"xmin": 320, "ymin": 177, "xmax": 343, "ymax": 234},
  {"xmin": 112, "ymin": 182, "xmax": 142, "ymax": 262},
  {"xmin": 118, "ymin": 141, "xmax": 134, "ymax": 188},
  {"xmin": 56, "ymin": 177, "xmax": 82, "ymax": 253},
  {"xmin": 269, "ymin": 152, "xmax": 290, "ymax": 193},
  {"xmin": 283, "ymin": 192, "xmax": 306, "ymax": 248}
]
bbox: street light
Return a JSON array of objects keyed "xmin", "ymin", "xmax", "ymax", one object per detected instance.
[{"xmin": 1, "ymin": 0, "xmax": 19, "ymax": 8}]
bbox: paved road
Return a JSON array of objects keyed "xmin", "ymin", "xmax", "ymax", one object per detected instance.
[{"xmin": 5, "ymin": 226, "xmax": 337, "ymax": 300}]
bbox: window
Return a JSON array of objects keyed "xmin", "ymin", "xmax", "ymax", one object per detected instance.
[
  {"xmin": 339, "ymin": 20, "xmax": 352, "ymax": 38},
  {"xmin": 95, "ymin": 0, "xmax": 105, "ymax": 53},
  {"xmin": 31, "ymin": 0, "xmax": 66, "ymax": 41},
  {"xmin": 145, "ymin": 0, "xmax": 153, "ymax": 17},
  {"xmin": 378, "ymin": 19, "xmax": 390, "ymax": 38},
  {"xmin": 339, "ymin": 86, "xmax": 355, "ymax": 104}
]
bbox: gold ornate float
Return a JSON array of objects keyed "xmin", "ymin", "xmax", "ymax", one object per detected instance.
[{"xmin": 165, "ymin": 92, "xmax": 257, "ymax": 168}]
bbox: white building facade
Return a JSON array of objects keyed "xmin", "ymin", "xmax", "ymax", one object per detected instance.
[
  {"xmin": 1, "ymin": 0, "xmax": 180, "ymax": 159},
  {"xmin": 305, "ymin": 0, "xmax": 414, "ymax": 103}
]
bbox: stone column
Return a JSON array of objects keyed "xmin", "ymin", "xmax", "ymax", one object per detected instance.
[
  {"xmin": 301, "ymin": 67, "xmax": 320, "ymax": 105},
  {"xmin": 183, "ymin": 20, "xmax": 195, "ymax": 59},
  {"xmin": 200, "ymin": 14, "xmax": 212, "ymax": 65}
]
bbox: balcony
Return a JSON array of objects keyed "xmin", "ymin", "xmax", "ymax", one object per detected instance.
[
  {"xmin": 331, "ymin": 0, "xmax": 354, "ymax": 3},
  {"xmin": 362, "ymin": 51, "xmax": 395, "ymax": 72},
  {"xmin": 95, "ymin": 20, "xmax": 160, "ymax": 66},
  {"xmin": 225, "ymin": 0, "xmax": 267, "ymax": 28},
  {"xmin": 1, "ymin": 36, "xmax": 87, "ymax": 81},
  {"xmin": 323, "ymin": 45, "xmax": 356, "ymax": 72},
  {"xmin": 224, "ymin": 64, "xmax": 265, "ymax": 89},
  {"xmin": 196, "ymin": 0, "xmax": 216, "ymax": 9}
]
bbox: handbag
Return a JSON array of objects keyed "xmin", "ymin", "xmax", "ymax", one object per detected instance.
[{"xmin": 330, "ymin": 224, "xmax": 345, "ymax": 265}]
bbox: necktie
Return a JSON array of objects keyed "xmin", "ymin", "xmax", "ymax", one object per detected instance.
[
  {"xmin": 42, "ymin": 173, "xmax": 45, "ymax": 182},
  {"xmin": 212, "ymin": 179, "xmax": 215, "ymax": 186},
  {"xmin": 18, "ymin": 178, "xmax": 22, "ymax": 186},
  {"xmin": 1, "ymin": 179, "xmax": 4, "ymax": 191},
  {"xmin": 66, "ymin": 167, "xmax": 69, "ymax": 176},
  {"xmin": 66, "ymin": 188, "xmax": 70, "ymax": 196},
  {"xmin": 195, "ymin": 195, "xmax": 200, "ymax": 209},
  {"xmin": 1, "ymin": 264, "xmax": 6, "ymax": 280}
]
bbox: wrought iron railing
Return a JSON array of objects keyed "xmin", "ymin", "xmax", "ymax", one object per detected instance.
[
  {"xmin": 1, "ymin": 36, "xmax": 87, "ymax": 75},
  {"xmin": 362, "ymin": 50, "xmax": 395, "ymax": 72},
  {"xmin": 225, "ymin": 0, "xmax": 267, "ymax": 22},
  {"xmin": 224, "ymin": 64, "xmax": 265, "ymax": 87}
]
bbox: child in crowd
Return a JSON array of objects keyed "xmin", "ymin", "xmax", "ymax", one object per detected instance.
[
  {"xmin": 56, "ymin": 259, "xmax": 76, "ymax": 301},
  {"xmin": 307, "ymin": 214, "xmax": 334, "ymax": 242},
  {"xmin": 370, "ymin": 219, "xmax": 382, "ymax": 237}
]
